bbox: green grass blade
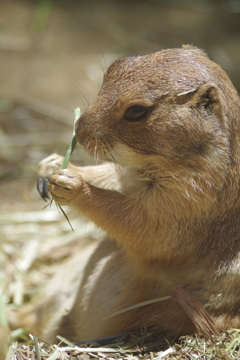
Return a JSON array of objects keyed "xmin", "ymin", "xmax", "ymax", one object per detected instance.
[
  {"xmin": 57, "ymin": 107, "xmax": 81, "ymax": 230},
  {"xmin": 57, "ymin": 203, "xmax": 74, "ymax": 232},
  {"xmin": 43, "ymin": 108, "xmax": 81, "ymax": 229},
  {"xmin": 61, "ymin": 107, "xmax": 80, "ymax": 169}
]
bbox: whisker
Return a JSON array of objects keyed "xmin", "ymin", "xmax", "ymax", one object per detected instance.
[
  {"xmin": 110, "ymin": 146, "xmax": 122, "ymax": 163},
  {"xmin": 108, "ymin": 151, "xmax": 116, "ymax": 164},
  {"xmin": 103, "ymin": 139, "xmax": 121, "ymax": 173},
  {"xmin": 104, "ymin": 150, "xmax": 117, "ymax": 170},
  {"xmin": 96, "ymin": 138, "xmax": 100, "ymax": 165},
  {"xmin": 94, "ymin": 136, "xmax": 99, "ymax": 164},
  {"xmin": 93, "ymin": 141, "xmax": 96, "ymax": 162},
  {"xmin": 103, "ymin": 140, "xmax": 116, "ymax": 162},
  {"xmin": 84, "ymin": 134, "xmax": 119, "ymax": 171},
  {"xmin": 75, "ymin": 82, "xmax": 94, "ymax": 109},
  {"xmin": 86, "ymin": 140, "xmax": 92, "ymax": 153},
  {"xmin": 98, "ymin": 50, "xmax": 108, "ymax": 75}
]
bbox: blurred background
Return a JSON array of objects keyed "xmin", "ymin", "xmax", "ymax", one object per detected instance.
[{"xmin": 0, "ymin": 0, "xmax": 240, "ymax": 349}]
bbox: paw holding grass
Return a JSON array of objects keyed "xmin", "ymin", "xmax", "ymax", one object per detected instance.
[
  {"xmin": 37, "ymin": 153, "xmax": 65, "ymax": 201},
  {"xmin": 49, "ymin": 168, "xmax": 84, "ymax": 206},
  {"xmin": 37, "ymin": 108, "xmax": 81, "ymax": 229}
]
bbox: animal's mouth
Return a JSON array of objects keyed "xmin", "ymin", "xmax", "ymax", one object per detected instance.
[
  {"xmin": 85, "ymin": 138, "xmax": 98, "ymax": 155},
  {"xmin": 82, "ymin": 136, "xmax": 118, "ymax": 164}
]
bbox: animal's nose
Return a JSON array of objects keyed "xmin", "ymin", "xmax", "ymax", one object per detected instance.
[
  {"xmin": 75, "ymin": 113, "xmax": 100, "ymax": 147},
  {"xmin": 75, "ymin": 115, "xmax": 87, "ymax": 146}
]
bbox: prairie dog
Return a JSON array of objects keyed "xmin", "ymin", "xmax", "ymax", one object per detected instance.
[{"xmin": 35, "ymin": 45, "xmax": 240, "ymax": 342}]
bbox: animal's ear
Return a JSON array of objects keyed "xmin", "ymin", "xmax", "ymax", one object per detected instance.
[{"xmin": 189, "ymin": 83, "xmax": 225, "ymax": 122}]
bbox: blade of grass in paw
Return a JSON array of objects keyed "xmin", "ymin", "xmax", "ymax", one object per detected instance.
[
  {"xmin": 45, "ymin": 107, "xmax": 81, "ymax": 231},
  {"xmin": 61, "ymin": 107, "xmax": 80, "ymax": 169},
  {"xmin": 57, "ymin": 107, "xmax": 81, "ymax": 230}
]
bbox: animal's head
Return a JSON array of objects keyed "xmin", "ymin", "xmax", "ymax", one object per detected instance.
[{"xmin": 76, "ymin": 46, "xmax": 240, "ymax": 199}]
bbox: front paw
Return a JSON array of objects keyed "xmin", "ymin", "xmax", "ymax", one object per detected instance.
[
  {"xmin": 49, "ymin": 169, "xmax": 83, "ymax": 206},
  {"xmin": 37, "ymin": 153, "xmax": 65, "ymax": 201}
]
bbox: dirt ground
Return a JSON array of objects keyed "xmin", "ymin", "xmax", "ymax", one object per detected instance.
[{"xmin": 1, "ymin": 0, "xmax": 240, "ymax": 357}]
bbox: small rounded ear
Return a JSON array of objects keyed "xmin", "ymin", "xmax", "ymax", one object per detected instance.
[{"xmin": 190, "ymin": 82, "xmax": 225, "ymax": 121}]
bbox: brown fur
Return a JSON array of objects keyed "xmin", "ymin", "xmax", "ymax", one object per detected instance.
[{"xmin": 24, "ymin": 46, "xmax": 240, "ymax": 342}]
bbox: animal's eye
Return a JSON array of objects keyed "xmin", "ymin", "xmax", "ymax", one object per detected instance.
[{"xmin": 123, "ymin": 105, "xmax": 149, "ymax": 122}]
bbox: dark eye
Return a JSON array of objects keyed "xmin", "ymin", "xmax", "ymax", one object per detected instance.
[{"xmin": 124, "ymin": 105, "xmax": 149, "ymax": 122}]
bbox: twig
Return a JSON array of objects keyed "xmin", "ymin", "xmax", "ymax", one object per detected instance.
[
  {"xmin": 54, "ymin": 345, "xmax": 121, "ymax": 353},
  {"xmin": 29, "ymin": 335, "xmax": 41, "ymax": 360}
]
